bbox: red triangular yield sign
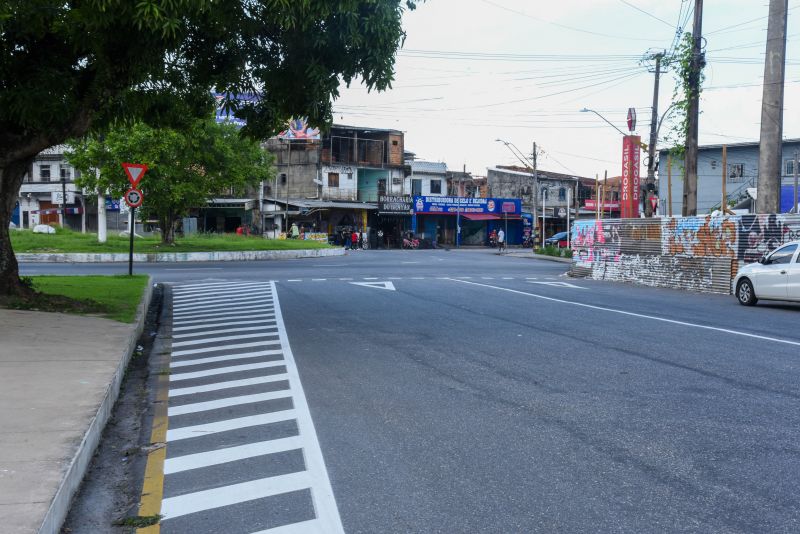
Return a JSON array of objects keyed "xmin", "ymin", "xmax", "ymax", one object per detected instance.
[
  {"xmin": 122, "ymin": 163, "xmax": 148, "ymax": 188},
  {"xmin": 650, "ymin": 196, "xmax": 658, "ymax": 210}
]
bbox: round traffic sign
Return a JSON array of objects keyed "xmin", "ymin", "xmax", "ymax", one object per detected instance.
[{"xmin": 124, "ymin": 188, "xmax": 143, "ymax": 208}]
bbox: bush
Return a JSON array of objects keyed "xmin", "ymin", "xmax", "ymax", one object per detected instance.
[{"xmin": 535, "ymin": 245, "xmax": 573, "ymax": 258}]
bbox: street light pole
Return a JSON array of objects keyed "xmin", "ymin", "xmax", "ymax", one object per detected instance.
[
  {"xmin": 579, "ymin": 108, "xmax": 628, "ymax": 137},
  {"xmin": 60, "ymin": 175, "xmax": 68, "ymax": 228}
]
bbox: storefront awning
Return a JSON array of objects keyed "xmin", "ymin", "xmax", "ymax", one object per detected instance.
[{"xmin": 462, "ymin": 213, "xmax": 521, "ymax": 221}]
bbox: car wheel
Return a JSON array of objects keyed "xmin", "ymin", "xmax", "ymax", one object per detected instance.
[{"xmin": 736, "ymin": 278, "xmax": 758, "ymax": 306}]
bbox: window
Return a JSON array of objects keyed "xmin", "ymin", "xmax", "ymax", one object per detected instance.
[
  {"xmin": 60, "ymin": 165, "xmax": 72, "ymax": 180},
  {"xmin": 430, "ymin": 179, "xmax": 442, "ymax": 194},
  {"xmin": 727, "ymin": 163, "xmax": 744, "ymax": 182},
  {"xmin": 768, "ymin": 244, "xmax": 797, "ymax": 265},
  {"xmin": 328, "ymin": 172, "xmax": 339, "ymax": 187},
  {"xmin": 412, "ymin": 179, "xmax": 422, "ymax": 196},
  {"xmin": 558, "ymin": 187, "xmax": 566, "ymax": 201},
  {"xmin": 378, "ymin": 179, "xmax": 387, "ymax": 196},
  {"xmin": 785, "ymin": 158, "xmax": 797, "ymax": 177},
  {"xmin": 280, "ymin": 173, "xmax": 287, "ymax": 184},
  {"xmin": 39, "ymin": 164, "xmax": 51, "ymax": 180},
  {"xmin": 392, "ymin": 140, "xmax": 398, "ymax": 146}
]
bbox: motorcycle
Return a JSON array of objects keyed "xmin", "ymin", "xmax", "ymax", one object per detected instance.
[{"xmin": 402, "ymin": 236, "xmax": 420, "ymax": 249}]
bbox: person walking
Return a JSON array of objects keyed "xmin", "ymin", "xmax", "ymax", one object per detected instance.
[
  {"xmin": 497, "ymin": 228, "xmax": 505, "ymax": 252},
  {"xmin": 290, "ymin": 222, "xmax": 299, "ymax": 239},
  {"xmin": 351, "ymin": 229, "xmax": 360, "ymax": 250},
  {"xmin": 344, "ymin": 229, "xmax": 352, "ymax": 250}
]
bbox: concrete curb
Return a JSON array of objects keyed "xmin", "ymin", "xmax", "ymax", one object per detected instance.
[
  {"xmin": 38, "ymin": 278, "xmax": 154, "ymax": 534},
  {"xmin": 19, "ymin": 248, "xmax": 344, "ymax": 263},
  {"xmin": 505, "ymin": 252, "xmax": 573, "ymax": 264}
]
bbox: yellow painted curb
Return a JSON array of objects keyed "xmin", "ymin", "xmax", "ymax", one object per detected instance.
[{"xmin": 137, "ymin": 362, "xmax": 170, "ymax": 533}]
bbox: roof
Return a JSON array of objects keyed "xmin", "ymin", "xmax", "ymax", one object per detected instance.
[
  {"xmin": 409, "ymin": 160, "xmax": 447, "ymax": 174},
  {"xmin": 331, "ymin": 123, "xmax": 403, "ymax": 135},
  {"xmin": 488, "ymin": 166, "xmax": 586, "ymax": 181},
  {"xmin": 659, "ymin": 138, "xmax": 800, "ymax": 154},
  {"xmin": 264, "ymin": 198, "xmax": 378, "ymax": 210}
]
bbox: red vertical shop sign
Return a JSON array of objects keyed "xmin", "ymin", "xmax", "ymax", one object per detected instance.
[{"xmin": 621, "ymin": 135, "xmax": 641, "ymax": 218}]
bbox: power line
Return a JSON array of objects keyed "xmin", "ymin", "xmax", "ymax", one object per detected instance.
[{"xmin": 618, "ymin": 0, "xmax": 676, "ymax": 27}]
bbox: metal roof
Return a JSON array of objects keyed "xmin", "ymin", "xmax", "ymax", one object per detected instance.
[
  {"xmin": 264, "ymin": 198, "xmax": 378, "ymax": 210},
  {"xmin": 409, "ymin": 160, "xmax": 447, "ymax": 174}
]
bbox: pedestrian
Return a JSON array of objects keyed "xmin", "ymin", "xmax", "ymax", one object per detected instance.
[
  {"xmin": 489, "ymin": 228, "xmax": 497, "ymax": 248},
  {"xmin": 497, "ymin": 228, "xmax": 505, "ymax": 252},
  {"xmin": 351, "ymin": 229, "xmax": 359, "ymax": 250},
  {"xmin": 290, "ymin": 222, "xmax": 299, "ymax": 239},
  {"xmin": 344, "ymin": 230, "xmax": 352, "ymax": 250},
  {"xmin": 377, "ymin": 229, "xmax": 384, "ymax": 249}
]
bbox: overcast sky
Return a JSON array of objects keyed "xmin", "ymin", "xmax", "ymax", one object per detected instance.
[{"xmin": 333, "ymin": 0, "xmax": 800, "ymax": 179}]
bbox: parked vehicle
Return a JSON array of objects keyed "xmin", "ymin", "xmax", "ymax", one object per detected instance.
[
  {"xmin": 402, "ymin": 236, "xmax": 420, "ymax": 249},
  {"xmin": 733, "ymin": 240, "xmax": 800, "ymax": 306},
  {"xmin": 544, "ymin": 231, "xmax": 569, "ymax": 248}
]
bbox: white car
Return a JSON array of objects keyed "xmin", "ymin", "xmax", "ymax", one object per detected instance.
[{"xmin": 733, "ymin": 240, "xmax": 800, "ymax": 306}]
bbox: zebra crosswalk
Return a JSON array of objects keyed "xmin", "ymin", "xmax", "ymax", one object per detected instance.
[{"xmin": 148, "ymin": 280, "xmax": 343, "ymax": 534}]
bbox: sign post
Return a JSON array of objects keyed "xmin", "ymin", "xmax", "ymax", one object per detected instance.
[{"xmin": 122, "ymin": 163, "xmax": 148, "ymax": 275}]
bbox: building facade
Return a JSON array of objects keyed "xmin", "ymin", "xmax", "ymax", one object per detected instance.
[{"xmin": 659, "ymin": 139, "xmax": 800, "ymax": 216}]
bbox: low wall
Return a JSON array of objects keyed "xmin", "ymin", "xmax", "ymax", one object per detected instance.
[
  {"xmin": 570, "ymin": 214, "xmax": 800, "ymax": 294},
  {"xmin": 17, "ymin": 248, "xmax": 345, "ymax": 263}
]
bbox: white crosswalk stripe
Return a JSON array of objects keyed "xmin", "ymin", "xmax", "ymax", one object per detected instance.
[{"xmin": 157, "ymin": 280, "xmax": 344, "ymax": 533}]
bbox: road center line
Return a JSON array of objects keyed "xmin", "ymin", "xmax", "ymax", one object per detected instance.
[{"xmin": 446, "ymin": 278, "xmax": 800, "ymax": 348}]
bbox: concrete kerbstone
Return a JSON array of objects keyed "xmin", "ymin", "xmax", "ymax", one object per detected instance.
[
  {"xmin": 17, "ymin": 248, "xmax": 344, "ymax": 263},
  {"xmin": 37, "ymin": 278, "xmax": 154, "ymax": 534}
]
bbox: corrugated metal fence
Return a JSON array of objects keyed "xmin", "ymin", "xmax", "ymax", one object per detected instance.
[{"xmin": 570, "ymin": 214, "xmax": 800, "ymax": 294}]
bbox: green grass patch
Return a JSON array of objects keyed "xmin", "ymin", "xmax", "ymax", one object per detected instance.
[
  {"xmin": 1, "ymin": 275, "xmax": 148, "ymax": 323},
  {"xmin": 534, "ymin": 245, "xmax": 573, "ymax": 259},
  {"xmin": 10, "ymin": 228, "xmax": 332, "ymax": 254}
]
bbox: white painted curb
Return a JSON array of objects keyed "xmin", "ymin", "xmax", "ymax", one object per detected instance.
[
  {"xmin": 39, "ymin": 278, "xmax": 154, "ymax": 534},
  {"xmin": 18, "ymin": 248, "xmax": 345, "ymax": 263}
]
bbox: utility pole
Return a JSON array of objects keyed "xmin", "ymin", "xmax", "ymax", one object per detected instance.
[
  {"xmin": 756, "ymin": 0, "xmax": 789, "ymax": 214},
  {"xmin": 532, "ymin": 142, "xmax": 538, "ymax": 242},
  {"xmin": 684, "ymin": 0, "xmax": 704, "ymax": 216},
  {"xmin": 793, "ymin": 150, "xmax": 798, "ymax": 213},
  {"xmin": 645, "ymin": 51, "xmax": 664, "ymax": 217},
  {"xmin": 60, "ymin": 175, "xmax": 68, "ymax": 228}
]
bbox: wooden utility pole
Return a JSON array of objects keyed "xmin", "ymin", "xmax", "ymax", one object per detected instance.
[
  {"xmin": 645, "ymin": 52, "xmax": 664, "ymax": 217},
  {"xmin": 756, "ymin": 0, "xmax": 789, "ymax": 214},
  {"xmin": 684, "ymin": 0, "xmax": 704, "ymax": 216},
  {"xmin": 595, "ymin": 174, "xmax": 600, "ymax": 220}
]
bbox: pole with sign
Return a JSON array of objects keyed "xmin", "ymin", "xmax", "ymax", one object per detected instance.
[{"xmin": 122, "ymin": 163, "xmax": 147, "ymax": 275}]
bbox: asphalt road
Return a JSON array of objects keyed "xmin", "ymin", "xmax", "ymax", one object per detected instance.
[{"xmin": 25, "ymin": 250, "xmax": 800, "ymax": 533}]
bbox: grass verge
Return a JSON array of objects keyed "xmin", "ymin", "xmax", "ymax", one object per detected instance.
[
  {"xmin": 10, "ymin": 228, "xmax": 332, "ymax": 253},
  {"xmin": 534, "ymin": 245, "xmax": 573, "ymax": 259},
  {"xmin": 0, "ymin": 275, "xmax": 148, "ymax": 323}
]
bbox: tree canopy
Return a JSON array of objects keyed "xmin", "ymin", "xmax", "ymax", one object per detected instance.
[
  {"xmin": 68, "ymin": 119, "xmax": 272, "ymax": 244},
  {"xmin": 0, "ymin": 0, "xmax": 416, "ymax": 295}
]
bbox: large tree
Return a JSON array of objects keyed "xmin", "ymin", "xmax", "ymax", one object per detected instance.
[
  {"xmin": 0, "ymin": 0, "xmax": 415, "ymax": 295},
  {"xmin": 68, "ymin": 119, "xmax": 272, "ymax": 244}
]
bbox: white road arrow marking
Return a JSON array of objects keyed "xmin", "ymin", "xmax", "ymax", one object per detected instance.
[
  {"xmin": 349, "ymin": 281, "xmax": 396, "ymax": 291},
  {"xmin": 528, "ymin": 281, "xmax": 586, "ymax": 289}
]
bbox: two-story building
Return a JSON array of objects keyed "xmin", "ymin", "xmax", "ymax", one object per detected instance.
[
  {"xmin": 263, "ymin": 124, "xmax": 406, "ymax": 243},
  {"xmin": 659, "ymin": 139, "xmax": 800, "ymax": 215},
  {"xmin": 487, "ymin": 165, "xmax": 585, "ymax": 240}
]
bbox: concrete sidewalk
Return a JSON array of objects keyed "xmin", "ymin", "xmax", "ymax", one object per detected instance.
[{"xmin": 0, "ymin": 285, "xmax": 151, "ymax": 533}]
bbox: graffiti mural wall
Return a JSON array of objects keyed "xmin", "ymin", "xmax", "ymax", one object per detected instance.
[{"xmin": 571, "ymin": 214, "xmax": 800, "ymax": 293}]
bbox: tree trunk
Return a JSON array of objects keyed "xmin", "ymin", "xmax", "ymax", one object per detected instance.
[
  {"xmin": 0, "ymin": 159, "xmax": 34, "ymax": 296},
  {"xmin": 160, "ymin": 213, "xmax": 176, "ymax": 245}
]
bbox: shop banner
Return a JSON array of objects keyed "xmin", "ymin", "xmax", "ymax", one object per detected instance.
[
  {"xmin": 379, "ymin": 195, "xmax": 413, "ymax": 215},
  {"xmin": 413, "ymin": 196, "xmax": 520, "ymax": 215},
  {"xmin": 621, "ymin": 135, "xmax": 641, "ymax": 218}
]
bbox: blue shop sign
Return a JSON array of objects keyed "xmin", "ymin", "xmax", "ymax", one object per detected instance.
[
  {"xmin": 105, "ymin": 198, "xmax": 121, "ymax": 211},
  {"xmin": 413, "ymin": 196, "xmax": 520, "ymax": 215}
]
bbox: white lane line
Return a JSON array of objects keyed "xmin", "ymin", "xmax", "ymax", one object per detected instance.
[
  {"xmin": 169, "ymin": 374, "xmax": 289, "ymax": 397},
  {"xmin": 172, "ymin": 287, "xmax": 264, "ymax": 302},
  {"xmin": 170, "ymin": 349, "xmax": 283, "ymax": 368},
  {"xmin": 481, "ymin": 277, "xmax": 495, "ymax": 280},
  {"xmin": 173, "ymin": 294, "xmax": 270, "ymax": 307},
  {"xmin": 173, "ymin": 304, "xmax": 275, "ymax": 320},
  {"xmin": 173, "ymin": 298, "xmax": 272, "ymax": 314},
  {"xmin": 173, "ymin": 317, "xmax": 275, "ymax": 330},
  {"xmin": 173, "ymin": 283, "xmax": 272, "ymax": 296},
  {"xmin": 169, "ymin": 360, "xmax": 285, "ymax": 381},
  {"xmin": 447, "ymin": 278, "xmax": 800, "ymax": 348},
  {"xmin": 174, "ymin": 326, "xmax": 278, "ymax": 339},
  {"xmin": 159, "ymin": 471, "xmax": 310, "ymax": 519},
  {"xmin": 526, "ymin": 277, "xmax": 538, "ymax": 280},
  {"xmin": 312, "ymin": 278, "xmax": 327, "ymax": 281},
  {"xmin": 401, "ymin": 261, "xmax": 419, "ymax": 264},
  {"xmin": 166, "ymin": 409, "xmax": 297, "ymax": 441},
  {"xmin": 168, "ymin": 390, "xmax": 293, "ymax": 416},
  {"xmin": 338, "ymin": 278, "xmax": 353, "ymax": 281},
  {"xmin": 249, "ymin": 518, "xmax": 322, "ymax": 534},
  {"xmin": 172, "ymin": 332, "xmax": 278, "ymax": 348},
  {"xmin": 287, "ymin": 279, "xmax": 302, "ymax": 282},
  {"xmin": 388, "ymin": 277, "xmax": 402, "ymax": 280},
  {"xmin": 271, "ymin": 280, "xmax": 344, "ymax": 532},
  {"xmin": 164, "ymin": 436, "xmax": 303, "ymax": 474},
  {"xmin": 165, "ymin": 268, "xmax": 224, "ymax": 271},
  {"xmin": 363, "ymin": 277, "xmax": 378, "ymax": 280},
  {"xmin": 411, "ymin": 277, "xmax": 425, "ymax": 280},
  {"xmin": 172, "ymin": 340, "xmax": 281, "ymax": 357},
  {"xmin": 502, "ymin": 277, "xmax": 514, "ymax": 280}
]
